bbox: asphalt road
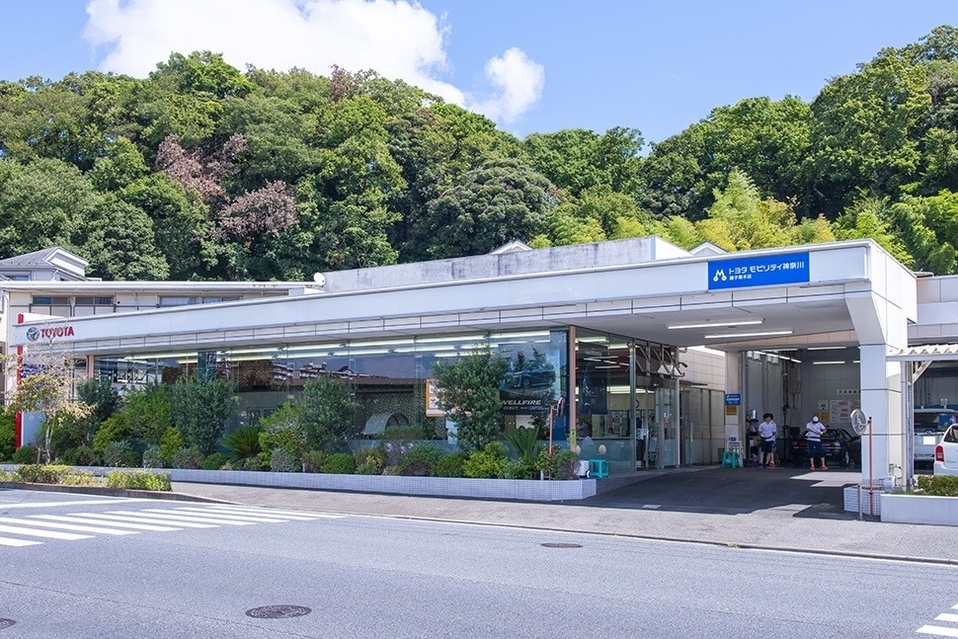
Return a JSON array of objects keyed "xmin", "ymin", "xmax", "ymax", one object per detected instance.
[{"xmin": 2, "ymin": 488, "xmax": 958, "ymax": 638}]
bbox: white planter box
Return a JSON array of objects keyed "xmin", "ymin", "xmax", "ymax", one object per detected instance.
[
  {"xmin": 880, "ymin": 493, "xmax": 958, "ymax": 526},
  {"xmin": 1, "ymin": 464, "xmax": 597, "ymax": 502}
]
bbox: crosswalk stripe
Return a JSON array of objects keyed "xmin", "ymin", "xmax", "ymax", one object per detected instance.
[
  {"xmin": 0, "ymin": 517, "xmax": 137, "ymax": 536},
  {"xmin": 0, "ymin": 536, "xmax": 42, "ymax": 547},
  {"xmin": 31, "ymin": 515, "xmax": 182, "ymax": 532},
  {"xmin": 0, "ymin": 523, "xmax": 91, "ymax": 540},
  {"xmin": 918, "ymin": 625, "xmax": 958, "ymax": 637},
  {"xmin": 109, "ymin": 510, "xmax": 253, "ymax": 526},
  {"xmin": 159, "ymin": 508, "xmax": 290, "ymax": 523},
  {"xmin": 936, "ymin": 613, "xmax": 958, "ymax": 623},
  {"xmin": 82, "ymin": 513, "xmax": 218, "ymax": 529},
  {"xmin": 205, "ymin": 505, "xmax": 339, "ymax": 519}
]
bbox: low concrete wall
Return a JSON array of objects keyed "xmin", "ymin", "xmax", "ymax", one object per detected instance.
[
  {"xmin": 1, "ymin": 464, "xmax": 598, "ymax": 502},
  {"xmin": 880, "ymin": 493, "xmax": 958, "ymax": 526}
]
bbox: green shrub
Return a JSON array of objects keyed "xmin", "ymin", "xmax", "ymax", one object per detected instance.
[
  {"xmin": 222, "ymin": 425, "xmax": 262, "ymax": 463},
  {"xmin": 302, "ymin": 450, "xmax": 326, "ymax": 473},
  {"xmin": 270, "ymin": 448, "xmax": 298, "ymax": 472},
  {"xmin": 142, "ymin": 445, "xmax": 166, "ymax": 468},
  {"xmin": 321, "ymin": 452, "xmax": 356, "ymax": 475},
  {"xmin": 58, "ymin": 445, "xmax": 98, "ymax": 466},
  {"xmin": 0, "ymin": 410, "xmax": 16, "ymax": 461},
  {"xmin": 102, "ymin": 440, "xmax": 140, "ymax": 467},
  {"xmin": 201, "ymin": 452, "xmax": 229, "ymax": 470},
  {"xmin": 536, "ymin": 446, "xmax": 579, "ymax": 480},
  {"xmin": 354, "ymin": 447, "xmax": 386, "ymax": 475},
  {"xmin": 105, "ymin": 470, "xmax": 172, "ymax": 491},
  {"xmin": 398, "ymin": 443, "xmax": 444, "ymax": 476},
  {"xmin": 17, "ymin": 464, "xmax": 72, "ymax": 484},
  {"xmin": 435, "ymin": 453, "xmax": 466, "ymax": 478},
  {"xmin": 171, "ymin": 445, "xmax": 203, "ymax": 469},
  {"xmin": 93, "ymin": 413, "xmax": 131, "ymax": 456},
  {"xmin": 502, "ymin": 459, "xmax": 534, "ymax": 479},
  {"xmin": 13, "ymin": 445, "xmax": 39, "ymax": 464},
  {"xmin": 60, "ymin": 469, "xmax": 97, "ymax": 486},
  {"xmin": 917, "ymin": 474, "xmax": 958, "ymax": 496},
  {"xmin": 462, "ymin": 442, "xmax": 508, "ymax": 479},
  {"xmin": 159, "ymin": 427, "xmax": 184, "ymax": 466}
]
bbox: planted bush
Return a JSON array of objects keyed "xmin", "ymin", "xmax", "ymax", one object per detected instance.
[
  {"xmin": 536, "ymin": 447, "xmax": 579, "ymax": 480},
  {"xmin": 202, "ymin": 452, "xmax": 229, "ymax": 470},
  {"xmin": 171, "ymin": 445, "xmax": 203, "ymax": 469},
  {"xmin": 102, "ymin": 440, "xmax": 140, "ymax": 467},
  {"xmin": 354, "ymin": 448, "xmax": 385, "ymax": 475},
  {"xmin": 270, "ymin": 448, "xmax": 298, "ymax": 472},
  {"xmin": 105, "ymin": 470, "xmax": 172, "ymax": 491},
  {"xmin": 321, "ymin": 453, "xmax": 356, "ymax": 475},
  {"xmin": 13, "ymin": 445, "xmax": 39, "ymax": 464},
  {"xmin": 462, "ymin": 442, "xmax": 508, "ymax": 479},
  {"xmin": 917, "ymin": 474, "xmax": 958, "ymax": 496},
  {"xmin": 17, "ymin": 464, "xmax": 72, "ymax": 484},
  {"xmin": 435, "ymin": 453, "xmax": 466, "ymax": 478},
  {"xmin": 398, "ymin": 443, "xmax": 444, "ymax": 476}
]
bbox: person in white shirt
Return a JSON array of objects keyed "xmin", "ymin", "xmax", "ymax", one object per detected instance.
[
  {"xmin": 805, "ymin": 416, "xmax": 828, "ymax": 471},
  {"xmin": 758, "ymin": 413, "xmax": 778, "ymax": 468}
]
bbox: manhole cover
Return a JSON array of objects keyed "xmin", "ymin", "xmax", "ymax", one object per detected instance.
[
  {"xmin": 541, "ymin": 542, "xmax": 582, "ymax": 548},
  {"xmin": 0, "ymin": 619, "xmax": 15, "ymax": 630},
  {"xmin": 245, "ymin": 605, "xmax": 312, "ymax": 619}
]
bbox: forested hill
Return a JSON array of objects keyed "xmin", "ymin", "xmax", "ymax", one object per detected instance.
[{"xmin": 2, "ymin": 26, "xmax": 958, "ymax": 281}]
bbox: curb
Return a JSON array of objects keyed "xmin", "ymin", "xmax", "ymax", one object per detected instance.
[{"xmin": 0, "ymin": 481, "xmax": 226, "ymax": 503}]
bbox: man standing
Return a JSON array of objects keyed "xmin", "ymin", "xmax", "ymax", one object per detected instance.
[
  {"xmin": 805, "ymin": 415, "xmax": 828, "ymax": 471},
  {"xmin": 758, "ymin": 413, "xmax": 778, "ymax": 468}
]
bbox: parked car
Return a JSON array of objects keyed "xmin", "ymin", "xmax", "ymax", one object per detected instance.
[
  {"xmin": 934, "ymin": 425, "xmax": 958, "ymax": 476},
  {"xmin": 501, "ymin": 365, "xmax": 555, "ymax": 390},
  {"xmin": 790, "ymin": 427, "xmax": 862, "ymax": 467}
]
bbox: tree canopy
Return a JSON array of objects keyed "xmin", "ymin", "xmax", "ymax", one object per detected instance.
[{"xmin": 3, "ymin": 30, "xmax": 958, "ymax": 277}]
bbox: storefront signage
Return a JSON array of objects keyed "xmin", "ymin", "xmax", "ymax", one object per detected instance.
[
  {"xmin": 26, "ymin": 325, "xmax": 76, "ymax": 341},
  {"xmin": 708, "ymin": 252, "xmax": 810, "ymax": 290}
]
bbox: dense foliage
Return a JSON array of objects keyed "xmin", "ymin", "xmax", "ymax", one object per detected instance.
[{"xmin": 3, "ymin": 27, "xmax": 958, "ymax": 276}]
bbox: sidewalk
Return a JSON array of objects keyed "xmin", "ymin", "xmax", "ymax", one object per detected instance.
[{"xmin": 170, "ymin": 466, "xmax": 958, "ymax": 566}]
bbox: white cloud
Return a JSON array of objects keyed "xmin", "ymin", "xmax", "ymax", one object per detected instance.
[
  {"xmin": 83, "ymin": 0, "xmax": 543, "ymax": 125},
  {"xmin": 466, "ymin": 47, "xmax": 544, "ymax": 124}
]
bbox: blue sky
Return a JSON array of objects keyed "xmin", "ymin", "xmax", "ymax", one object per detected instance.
[{"xmin": 1, "ymin": 1, "xmax": 956, "ymax": 147}]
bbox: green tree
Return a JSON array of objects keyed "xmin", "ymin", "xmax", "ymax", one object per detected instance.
[
  {"xmin": 169, "ymin": 375, "xmax": 238, "ymax": 455},
  {"xmin": 122, "ymin": 384, "xmax": 172, "ymax": 446},
  {"xmin": 431, "ymin": 347, "xmax": 509, "ymax": 453},
  {"xmin": 296, "ymin": 376, "xmax": 357, "ymax": 452},
  {"xmin": 694, "ymin": 169, "xmax": 796, "ymax": 250},
  {"xmin": 6, "ymin": 357, "xmax": 92, "ymax": 464},
  {"xmin": 833, "ymin": 196, "xmax": 914, "ymax": 266},
  {"xmin": 413, "ymin": 158, "xmax": 555, "ymax": 260}
]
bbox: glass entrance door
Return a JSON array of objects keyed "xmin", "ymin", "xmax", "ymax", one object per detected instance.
[{"xmin": 656, "ymin": 383, "xmax": 678, "ymax": 467}]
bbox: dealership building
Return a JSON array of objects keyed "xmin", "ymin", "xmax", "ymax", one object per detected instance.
[{"xmin": 6, "ymin": 237, "xmax": 958, "ymax": 495}]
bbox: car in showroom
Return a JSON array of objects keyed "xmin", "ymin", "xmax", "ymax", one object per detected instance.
[
  {"xmin": 935, "ymin": 425, "xmax": 958, "ymax": 476},
  {"xmin": 789, "ymin": 427, "xmax": 862, "ymax": 468}
]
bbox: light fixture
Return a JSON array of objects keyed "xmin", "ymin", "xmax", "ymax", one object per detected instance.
[
  {"xmin": 806, "ymin": 346, "xmax": 847, "ymax": 351},
  {"xmin": 668, "ymin": 320, "xmax": 763, "ymax": 330},
  {"xmin": 704, "ymin": 330, "xmax": 793, "ymax": 339},
  {"xmin": 812, "ymin": 360, "xmax": 846, "ymax": 365}
]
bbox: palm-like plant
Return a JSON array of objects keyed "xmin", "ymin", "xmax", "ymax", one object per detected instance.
[{"xmin": 222, "ymin": 425, "xmax": 263, "ymax": 463}]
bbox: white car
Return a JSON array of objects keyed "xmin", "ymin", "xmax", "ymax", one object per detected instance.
[{"xmin": 934, "ymin": 425, "xmax": 958, "ymax": 476}]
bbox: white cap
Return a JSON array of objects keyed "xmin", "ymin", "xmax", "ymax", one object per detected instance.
[{"xmin": 811, "ymin": 416, "xmax": 819, "ymax": 423}]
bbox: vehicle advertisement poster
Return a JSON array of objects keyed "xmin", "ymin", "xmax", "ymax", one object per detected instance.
[
  {"xmin": 576, "ymin": 345, "xmax": 609, "ymax": 415},
  {"xmin": 499, "ymin": 347, "xmax": 560, "ymax": 414}
]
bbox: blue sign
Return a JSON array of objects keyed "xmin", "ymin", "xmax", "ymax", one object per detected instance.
[
  {"xmin": 708, "ymin": 252, "xmax": 810, "ymax": 290},
  {"xmin": 725, "ymin": 393, "xmax": 741, "ymax": 406}
]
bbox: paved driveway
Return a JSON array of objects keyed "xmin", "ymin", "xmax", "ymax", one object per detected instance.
[{"xmin": 583, "ymin": 466, "xmax": 861, "ymax": 519}]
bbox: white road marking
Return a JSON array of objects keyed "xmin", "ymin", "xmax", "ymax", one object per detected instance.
[
  {"xmin": 161, "ymin": 507, "xmax": 290, "ymax": 523},
  {"xmin": 0, "ymin": 517, "xmax": 137, "ymax": 535},
  {"xmin": 31, "ymin": 514, "xmax": 182, "ymax": 532},
  {"xmin": 0, "ymin": 498, "xmax": 149, "ymax": 509},
  {"xmin": 205, "ymin": 505, "xmax": 343, "ymax": 519},
  {"xmin": 0, "ymin": 536, "xmax": 42, "ymax": 547},
  {"xmin": 110, "ymin": 510, "xmax": 253, "ymax": 526},
  {"xmin": 0, "ymin": 523, "xmax": 90, "ymax": 540},
  {"xmin": 917, "ymin": 625, "xmax": 958, "ymax": 637},
  {"xmin": 936, "ymin": 613, "xmax": 958, "ymax": 623}
]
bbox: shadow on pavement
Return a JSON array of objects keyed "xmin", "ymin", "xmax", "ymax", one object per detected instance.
[{"xmin": 580, "ymin": 466, "xmax": 861, "ymax": 519}]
